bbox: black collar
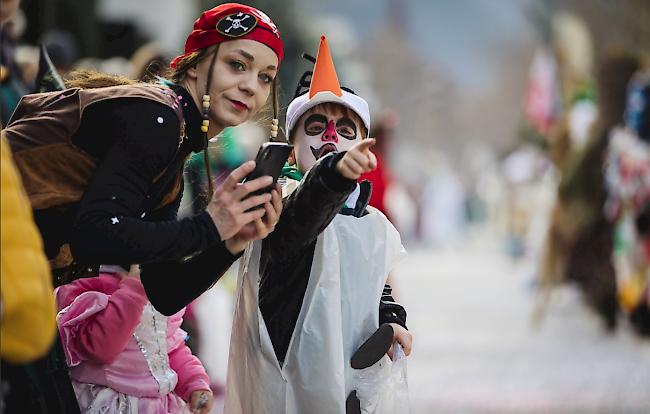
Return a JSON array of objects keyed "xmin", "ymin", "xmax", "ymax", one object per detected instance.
[
  {"xmin": 169, "ymin": 84, "xmax": 205, "ymax": 153},
  {"xmin": 340, "ymin": 180, "xmax": 372, "ymax": 217}
]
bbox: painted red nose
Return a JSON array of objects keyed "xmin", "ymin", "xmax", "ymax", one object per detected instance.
[{"xmin": 321, "ymin": 120, "xmax": 338, "ymax": 143}]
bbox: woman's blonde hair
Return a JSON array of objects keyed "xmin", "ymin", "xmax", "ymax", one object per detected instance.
[
  {"xmin": 166, "ymin": 45, "xmax": 219, "ymax": 85},
  {"xmin": 64, "ymin": 70, "xmax": 138, "ymax": 89}
]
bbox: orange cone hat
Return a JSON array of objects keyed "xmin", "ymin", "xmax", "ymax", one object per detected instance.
[
  {"xmin": 286, "ymin": 35, "xmax": 370, "ymax": 138},
  {"xmin": 309, "ymin": 36, "xmax": 342, "ymax": 98}
]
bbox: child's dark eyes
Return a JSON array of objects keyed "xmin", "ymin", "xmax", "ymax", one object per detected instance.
[
  {"xmin": 336, "ymin": 118, "xmax": 357, "ymax": 139},
  {"xmin": 306, "ymin": 124, "xmax": 325, "ymax": 135},
  {"xmin": 336, "ymin": 126, "xmax": 355, "ymax": 139},
  {"xmin": 304, "ymin": 114, "xmax": 328, "ymax": 135},
  {"xmin": 303, "ymin": 114, "xmax": 358, "ymax": 138}
]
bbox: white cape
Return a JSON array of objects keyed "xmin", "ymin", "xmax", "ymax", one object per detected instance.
[{"xmin": 224, "ymin": 207, "xmax": 405, "ymax": 414}]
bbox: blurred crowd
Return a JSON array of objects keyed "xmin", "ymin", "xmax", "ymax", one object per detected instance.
[
  {"xmin": 1, "ymin": 0, "xmax": 649, "ymax": 413},
  {"xmin": 498, "ymin": 13, "xmax": 650, "ymax": 337}
]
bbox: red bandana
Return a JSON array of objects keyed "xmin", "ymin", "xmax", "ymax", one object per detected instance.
[{"xmin": 170, "ymin": 3, "xmax": 283, "ymax": 68}]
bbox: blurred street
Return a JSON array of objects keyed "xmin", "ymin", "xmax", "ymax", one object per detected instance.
[{"xmin": 399, "ymin": 230, "xmax": 650, "ymax": 414}]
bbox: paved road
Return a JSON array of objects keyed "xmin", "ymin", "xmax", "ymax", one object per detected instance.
[{"xmin": 398, "ymin": 234, "xmax": 650, "ymax": 414}]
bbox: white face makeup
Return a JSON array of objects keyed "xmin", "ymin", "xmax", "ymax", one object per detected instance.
[{"xmin": 293, "ymin": 105, "xmax": 364, "ymax": 173}]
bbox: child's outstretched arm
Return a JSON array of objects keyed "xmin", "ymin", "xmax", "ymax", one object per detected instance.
[
  {"xmin": 267, "ymin": 138, "xmax": 378, "ymax": 260},
  {"xmin": 267, "ymin": 154, "xmax": 354, "ymax": 258},
  {"xmin": 335, "ymin": 138, "xmax": 377, "ymax": 180}
]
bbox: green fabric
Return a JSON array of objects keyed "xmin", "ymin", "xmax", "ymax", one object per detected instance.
[
  {"xmin": 186, "ymin": 128, "xmax": 248, "ymax": 174},
  {"xmin": 281, "ymin": 163, "xmax": 304, "ymax": 181},
  {"xmin": 570, "ymin": 81, "xmax": 597, "ymax": 105}
]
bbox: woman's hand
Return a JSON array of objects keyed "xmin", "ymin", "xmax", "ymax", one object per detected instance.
[
  {"xmin": 387, "ymin": 323, "xmax": 412, "ymax": 360},
  {"xmin": 206, "ymin": 160, "xmax": 276, "ymax": 241},
  {"xmin": 224, "ymin": 183, "xmax": 283, "ymax": 254},
  {"xmin": 336, "ymin": 138, "xmax": 377, "ymax": 180},
  {"xmin": 189, "ymin": 389, "xmax": 213, "ymax": 414}
]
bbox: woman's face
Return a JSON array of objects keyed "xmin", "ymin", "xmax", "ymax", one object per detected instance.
[
  {"xmin": 191, "ymin": 39, "xmax": 278, "ymax": 133},
  {"xmin": 292, "ymin": 105, "xmax": 364, "ymax": 173}
]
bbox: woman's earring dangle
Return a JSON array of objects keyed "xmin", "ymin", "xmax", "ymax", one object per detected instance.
[
  {"xmin": 271, "ymin": 118, "xmax": 279, "ymax": 139},
  {"xmin": 201, "ymin": 94, "xmax": 210, "ymax": 133}
]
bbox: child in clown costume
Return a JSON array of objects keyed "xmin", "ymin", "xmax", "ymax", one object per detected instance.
[{"xmin": 224, "ymin": 36, "xmax": 412, "ymax": 414}]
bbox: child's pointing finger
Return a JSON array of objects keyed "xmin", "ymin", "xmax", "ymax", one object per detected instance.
[{"xmin": 354, "ymin": 138, "xmax": 376, "ymax": 153}]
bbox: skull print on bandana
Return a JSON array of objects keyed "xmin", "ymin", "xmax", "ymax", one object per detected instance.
[{"xmin": 216, "ymin": 12, "xmax": 258, "ymax": 37}]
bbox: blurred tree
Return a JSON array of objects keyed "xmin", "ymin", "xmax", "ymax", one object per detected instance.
[{"xmin": 547, "ymin": 0, "xmax": 650, "ymax": 57}]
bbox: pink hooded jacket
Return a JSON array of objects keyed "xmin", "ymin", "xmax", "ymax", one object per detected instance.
[{"xmin": 55, "ymin": 274, "xmax": 209, "ymax": 407}]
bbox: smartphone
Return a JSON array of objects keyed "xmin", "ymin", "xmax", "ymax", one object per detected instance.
[{"xmin": 242, "ymin": 142, "xmax": 293, "ymax": 198}]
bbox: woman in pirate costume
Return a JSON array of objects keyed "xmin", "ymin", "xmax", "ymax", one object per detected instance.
[
  {"xmin": 222, "ymin": 36, "xmax": 412, "ymax": 414},
  {"xmin": 1, "ymin": 3, "xmax": 284, "ymax": 412}
]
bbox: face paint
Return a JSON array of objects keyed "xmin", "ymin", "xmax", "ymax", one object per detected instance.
[
  {"xmin": 322, "ymin": 120, "xmax": 338, "ymax": 143},
  {"xmin": 293, "ymin": 105, "xmax": 363, "ymax": 173}
]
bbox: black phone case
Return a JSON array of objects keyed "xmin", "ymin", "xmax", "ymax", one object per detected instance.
[{"xmin": 243, "ymin": 142, "xmax": 293, "ymax": 197}]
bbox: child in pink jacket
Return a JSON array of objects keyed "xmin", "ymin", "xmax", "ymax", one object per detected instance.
[{"xmin": 55, "ymin": 265, "xmax": 213, "ymax": 414}]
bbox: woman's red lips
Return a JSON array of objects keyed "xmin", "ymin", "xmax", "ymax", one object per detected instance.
[{"xmin": 229, "ymin": 99, "xmax": 248, "ymax": 112}]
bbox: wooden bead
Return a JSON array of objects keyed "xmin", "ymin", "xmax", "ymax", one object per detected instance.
[
  {"xmin": 201, "ymin": 125, "xmax": 209, "ymax": 133},
  {"xmin": 202, "ymin": 120, "xmax": 210, "ymax": 127},
  {"xmin": 270, "ymin": 118, "xmax": 279, "ymax": 137}
]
